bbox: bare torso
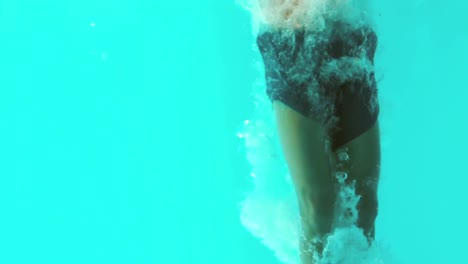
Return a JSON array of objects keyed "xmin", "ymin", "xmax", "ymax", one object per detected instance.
[{"xmin": 257, "ymin": 0, "xmax": 370, "ymax": 31}]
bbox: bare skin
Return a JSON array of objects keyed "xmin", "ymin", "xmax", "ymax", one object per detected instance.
[
  {"xmin": 257, "ymin": 1, "xmax": 381, "ymax": 263},
  {"xmin": 257, "ymin": 0, "xmax": 309, "ymax": 28},
  {"xmin": 274, "ymin": 101, "xmax": 380, "ymax": 264}
]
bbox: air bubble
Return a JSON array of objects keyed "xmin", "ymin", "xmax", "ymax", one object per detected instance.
[
  {"xmin": 338, "ymin": 152, "xmax": 349, "ymax": 161},
  {"xmin": 335, "ymin": 171, "xmax": 348, "ymax": 183}
]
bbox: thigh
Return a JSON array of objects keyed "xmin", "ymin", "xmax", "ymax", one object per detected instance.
[
  {"xmin": 333, "ymin": 122, "xmax": 381, "ymax": 240},
  {"xmin": 273, "ymin": 100, "xmax": 336, "ymax": 235}
]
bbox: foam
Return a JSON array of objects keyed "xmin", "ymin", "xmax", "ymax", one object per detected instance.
[
  {"xmin": 236, "ymin": 1, "xmax": 394, "ymax": 263},
  {"xmin": 238, "ymin": 105, "xmax": 396, "ymax": 264},
  {"xmin": 238, "ymin": 105, "xmax": 397, "ymax": 264},
  {"xmin": 236, "ymin": 0, "xmax": 373, "ymax": 34}
]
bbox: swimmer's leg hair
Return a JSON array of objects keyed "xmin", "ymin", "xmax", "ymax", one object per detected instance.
[{"xmin": 273, "ymin": 101, "xmax": 380, "ymax": 264}]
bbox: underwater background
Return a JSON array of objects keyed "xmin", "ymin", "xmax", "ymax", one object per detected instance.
[{"xmin": 0, "ymin": 0, "xmax": 467, "ymax": 263}]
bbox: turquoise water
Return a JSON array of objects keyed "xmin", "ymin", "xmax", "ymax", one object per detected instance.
[{"xmin": 0, "ymin": 1, "xmax": 467, "ymax": 264}]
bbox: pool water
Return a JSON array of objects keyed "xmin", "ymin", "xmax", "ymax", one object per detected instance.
[{"xmin": 0, "ymin": 1, "xmax": 467, "ymax": 264}]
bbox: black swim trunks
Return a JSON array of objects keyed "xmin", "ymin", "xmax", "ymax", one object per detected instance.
[{"xmin": 256, "ymin": 21, "xmax": 379, "ymax": 151}]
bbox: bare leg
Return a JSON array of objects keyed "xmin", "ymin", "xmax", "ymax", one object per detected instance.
[
  {"xmin": 273, "ymin": 101, "xmax": 381, "ymax": 263},
  {"xmin": 273, "ymin": 101, "xmax": 336, "ymax": 264},
  {"xmin": 333, "ymin": 121, "xmax": 381, "ymax": 241}
]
